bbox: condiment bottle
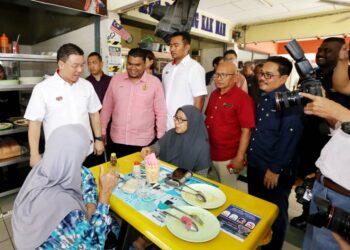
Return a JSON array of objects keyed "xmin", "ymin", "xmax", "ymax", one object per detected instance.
[
  {"xmin": 133, "ymin": 161, "xmax": 141, "ymax": 179},
  {"xmin": 0, "ymin": 34, "xmax": 9, "ymax": 53},
  {"xmin": 110, "ymin": 152, "xmax": 119, "ymax": 174}
]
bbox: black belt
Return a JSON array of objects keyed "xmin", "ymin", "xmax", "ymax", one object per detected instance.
[{"xmin": 316, "ymin": 170, "xmax": 350, "ymax": 197}]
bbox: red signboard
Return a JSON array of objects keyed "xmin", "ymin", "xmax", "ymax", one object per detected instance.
[{"xmin": 32, "ymin": 0, "xmax": 108, "ymax": 16}]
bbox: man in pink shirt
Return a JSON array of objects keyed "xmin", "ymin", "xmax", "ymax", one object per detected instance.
[{"xmin": 101, "ymin": 48, "xmax": 167, "ymax": 157}]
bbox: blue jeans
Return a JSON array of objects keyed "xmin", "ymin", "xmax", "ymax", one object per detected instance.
[{"xmin": 303, "ymin": 180, "xmax": 350, "ymax": 250}]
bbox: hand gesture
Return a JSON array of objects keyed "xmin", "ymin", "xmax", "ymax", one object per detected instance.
[
  {"xmin": 231, "ymin": 156, "xmax": 245, "ymax": 174},
  {"xmin": 98, "ymin": 165, "xmax": 118, "ymax": 204},
  {"xmin": 338, "ymin": 44, "xmax": 349, "ymax": 62},
  {"xmin": 141, "ymin": 147, "xmax": 153, "ymax": 159}
]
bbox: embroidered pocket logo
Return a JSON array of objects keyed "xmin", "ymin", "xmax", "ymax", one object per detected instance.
[{"xmin": 223, "ymin": 102, "xmax": 233, "ymax": 108}]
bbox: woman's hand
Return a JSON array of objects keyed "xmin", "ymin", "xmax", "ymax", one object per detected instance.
[
  {"xmin": 98, "ymin": 165, "xmax": 118, "ymax": 204},
  {"xmin": 141, "ymin": 147, "xmax": 153, "ymax": 159}
]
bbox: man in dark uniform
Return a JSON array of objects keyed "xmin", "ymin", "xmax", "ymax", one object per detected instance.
[
  {"xmin": 290, "ymin": 37, "xmax": 350, "ymax": 229},
  {"xmin": 247, "ymin": 56, "xmax": 304, "ymax": 250}
]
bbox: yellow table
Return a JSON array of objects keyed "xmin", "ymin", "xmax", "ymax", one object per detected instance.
[{"xmin": 91, "ymin": 152, "xmax": 278, "ymax": 250}]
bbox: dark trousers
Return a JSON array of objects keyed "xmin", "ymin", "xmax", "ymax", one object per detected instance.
[
  {"xmin": 108, "ymin": 143, "xmax": 143, "ymax": 158},
  {"xmin": 247, "ymin": 167, "xmax": 294, "ymax": 250}
]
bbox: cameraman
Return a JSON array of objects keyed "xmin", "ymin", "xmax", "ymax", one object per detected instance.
[
  {"xmin": 300, "ymin": 90, "xmax": 350, "ymax": 249},
  {"xmin": 291, "ymin": 38, "xmax": 350, "ymax": 229}
]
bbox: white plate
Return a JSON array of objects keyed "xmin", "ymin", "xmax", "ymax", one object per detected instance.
[
  {"xmin": 0, "ymin": 122, "xmax": 13, "ymax": 130},
  {"xmin": 165, "ymin": 206, "xmax": 220, "ymax": 242},
  {"xmin": 0, "ymin": 80, "xmax": 19, "ymax": 85},
  {"xmin": 181, "ymin": 184, "xmax": 226, "ymax": 209},
  {"xmin": 18, "ymin": 77, "xmax": 43, "ymax": 85}
]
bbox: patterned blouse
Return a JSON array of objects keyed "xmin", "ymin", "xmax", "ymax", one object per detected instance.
[{"xmin": 37, "ymin": 167, "xmax": 119, "ymax": 249}]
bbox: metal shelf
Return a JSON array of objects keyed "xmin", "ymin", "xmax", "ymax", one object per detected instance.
[
  {"xmin": 0, "ymin": 84, "xmax": 36, "ymax": 92},
  {"xmin": 0, "ymin": 155, "xmax": 29, "ymax": 168},
  {"xmin": 0, "ymin": 126, "xmax": 28, "ymax": 136},
  {"xmin": 0, "ymin": 53, "xmax": 56, "ymax": 62}
]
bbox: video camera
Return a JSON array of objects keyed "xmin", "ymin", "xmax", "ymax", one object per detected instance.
[
  {"xmin": 275, "ymin": 39, "xmax": 323, "ymax": 110},
  {"xmin": 308, "ymin": 196, "xmax": 350, "ymax": 242}
]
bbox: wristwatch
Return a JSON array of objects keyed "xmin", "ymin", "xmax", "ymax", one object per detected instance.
[
  {"xmin": 341, "ymin": 122, "xmax": 350, "ymax": 135},
  {"xmin": 94, "ymin": 136, "xmax": 104, "ymax": 141}
]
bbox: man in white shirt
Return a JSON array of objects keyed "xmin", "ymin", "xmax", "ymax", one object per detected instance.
[
  {"xmin": 25, "ymin": 43, "xmax": 104, "ymax": 167},
  {"xmin": 162, "ymin": 31, "xmax": 207, "ymax": 130}
]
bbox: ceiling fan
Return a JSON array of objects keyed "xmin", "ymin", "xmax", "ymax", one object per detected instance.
[{"xmin": 319, "ymin": 0, "xmax": 350, "ymax": 22}]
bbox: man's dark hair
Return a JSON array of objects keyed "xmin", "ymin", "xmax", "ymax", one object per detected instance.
[
  {"xmin": 128, "ymin": 48, "xmax": 147, "ymax": 61},
  {"xmin": 88, "ymin": 52, "xmax": 102, "ymax": 61},
  {"xmin": 266, "ymin": 56, "xmax": 292, "ymax": 76},
  {"xmin": 170, "ymin": 31, "xmax": 191, "ymax": 45},
  {"xmin": 212, "ymin": 56, "xmax": 223, "ymax": 67},
  {"xmin": 57, "ymin": 43, "xmax": 84, "ymax": 63},
  {"xmin": 323, "ymin": 37, "xmax": 345, "ymax": 46},
  {"xmin": 224, "ymin": 49, "xmax": 237, "ymax": 57}
]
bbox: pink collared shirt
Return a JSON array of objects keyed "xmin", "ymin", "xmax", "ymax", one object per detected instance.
[{"xmin": 101, "ymin": 72, "xmax": 167, "ymax": 146}]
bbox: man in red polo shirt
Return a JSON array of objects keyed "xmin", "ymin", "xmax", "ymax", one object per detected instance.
[{"xmin": 205, "ymin": 62, "xmax": 255, "ymax": 187}]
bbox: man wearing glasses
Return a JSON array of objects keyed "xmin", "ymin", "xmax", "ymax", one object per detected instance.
[
  {"xmin": 247, "ymin": 56, "xmax": 303, "ymax": 250},
  {"xmin": 205, "ymin": 61, "xmax": 255, "ymax": 187},
  {"xmin": 162, "ymin": 31, "xmax": 207, "ymax": 130},
  {"xmin": 25, "ymin": 43, "xmax": 104, "ymax": 167}
]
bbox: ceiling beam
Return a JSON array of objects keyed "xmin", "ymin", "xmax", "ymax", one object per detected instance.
[{"xmin": 237, "ymin": 9, "xmax": 350, "ymax": 44}]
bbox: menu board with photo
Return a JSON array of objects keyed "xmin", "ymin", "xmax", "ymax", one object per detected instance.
[{"xmin": 218, "ymin": 204, "xmax": 261, "ymax": 242}]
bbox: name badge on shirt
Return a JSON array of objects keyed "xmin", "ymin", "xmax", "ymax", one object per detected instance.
[
  {"xmin": 223, "ymin": 102, "xmax": 233, "ymax": 108},
  {"xmin": 56, "ymin": 96, "xmax": 63, "ymax": 101}
]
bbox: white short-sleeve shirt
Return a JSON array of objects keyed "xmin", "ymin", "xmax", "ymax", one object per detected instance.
[
  {"xmin": 316, "ymin": 125, "xmax": 350, "ymax": 190},
  {"xmin": 24, "ymin": 72, "xmax": 102, "ymax": 154},
  {"xmin": 162, "ymin": 54, "xmax": 207, "ymax": 130}
]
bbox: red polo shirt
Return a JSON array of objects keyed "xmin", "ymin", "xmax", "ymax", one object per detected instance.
[{"xmin": 205, "ymin": 86, "xmax": 255, "ymax": 161}]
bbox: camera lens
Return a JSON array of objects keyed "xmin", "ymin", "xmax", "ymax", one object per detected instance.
[{"xmin": 275, "ymin": 90, "xmax": 303, "ymax": 110}]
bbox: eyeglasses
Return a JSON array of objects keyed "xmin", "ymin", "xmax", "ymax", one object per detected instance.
[
  {"xmin": 212, "ymin": 73, "xmax": 235, "ymax": 79},
  {"xmin": 258, "ymin": 72, "xmax": 280, "ymax": 80},
  {"xmin": 173, "ymin": 116, "xmax": 188, "ymax": 124}
]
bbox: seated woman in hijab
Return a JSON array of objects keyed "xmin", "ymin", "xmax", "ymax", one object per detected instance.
[
  {"xmin": 12, "ymin": 124, "xmax": 119, "ymax": 250},
  {"xmin": 141, "ymin": 105, "xmax": 211, "ymax": 177}
]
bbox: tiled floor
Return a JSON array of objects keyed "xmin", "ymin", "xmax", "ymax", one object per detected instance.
[{"xmin": 0, "ymin": 180, "xmax": 305, "ymax": 250}]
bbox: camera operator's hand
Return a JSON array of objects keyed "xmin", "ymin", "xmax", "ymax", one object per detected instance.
[
  {"xmin": 264, "ymin": 169, "xmax": 279, "ymax": 189},
  {"xmin": 333, "ymin": 44, "xmax": 350, "ymax": 95},
  {"xmin": 333, "ymin": 232, "xmax": 350, "ymax": 250},
  {"xmin": 301, "ymin": 92, "xmax": 350, "ymax": 123},
  {"xmin": 338, "ymin": 44, "xmax": 349, "ymax": 62}
]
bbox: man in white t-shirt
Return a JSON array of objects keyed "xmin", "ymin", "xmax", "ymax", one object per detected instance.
[
  {"xmin": 162, "ymin": 31, "xmax": 207, "ymax": 130},
  {"xmin": 25, "ymin": 43, "xmax": 104, "ymax": 167}
]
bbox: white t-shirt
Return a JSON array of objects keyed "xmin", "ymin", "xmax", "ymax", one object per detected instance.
[
  {"xmin": 24, "ymin": 72, "xmax": 102, "ymax": 154},
  {"xmin": 162, "ymin": 55, "xmax": 207, "ymax": 130},
  {"xmin": 316, "ymin": 125, "xmax": 350, "ymax": 190}
]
